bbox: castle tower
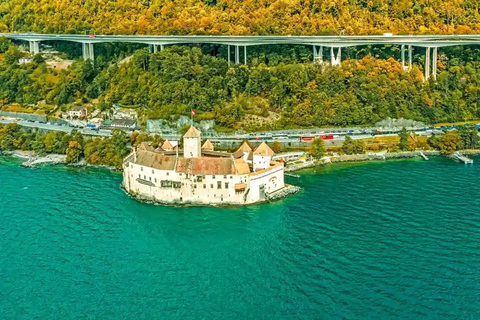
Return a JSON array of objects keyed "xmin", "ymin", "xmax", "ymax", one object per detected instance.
[{"xmin": 183, "ymin": 126, "xmax": 201, "ymax": 158}]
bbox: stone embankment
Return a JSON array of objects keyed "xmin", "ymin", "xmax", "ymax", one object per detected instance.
[
  {"xmin": 265, "ymin": 184, "xmax": 302, "ymax": 202},
  {"xmin": 286, "ymin": 150, "xmax": 450, "ymax": 172}
]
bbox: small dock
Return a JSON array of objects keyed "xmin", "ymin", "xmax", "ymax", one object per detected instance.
[
  {"xmin": 452, "ymin": 152, "xmax": 473, "ymax": 164},
  {"xmin": 419, "ymin": 151, "xmax": 429, "ymax": 161}
]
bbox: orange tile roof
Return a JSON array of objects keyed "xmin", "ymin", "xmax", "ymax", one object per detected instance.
[
  {"xmin": 253, "ymin": 142, "xmax": 274, "ymax": 156},
  {"xmin": 162, "ymin": 140, "xmax": 174, "ymax": 150},
  {"xmin": 135, "ymin": 150, "xmax": 177, "ymax": 170},
  {"xmin": 183, "ymin": 126, "xmax": 201, "ymax": 138},
  {"xmin": 237, "ymin": 141, "xmax": 252, "ymax": 153},
  {"xmin": 202, "ymin": 139, "xmax": 214, "ymax": 151},
  {"xmin": 137, "ymin": 142, "xmax": 155, "ymax": 152}
]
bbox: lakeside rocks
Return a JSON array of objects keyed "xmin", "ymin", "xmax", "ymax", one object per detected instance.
[{"xmin": 124, "ymin": 184, "xmax": 302, "ymax": 207}]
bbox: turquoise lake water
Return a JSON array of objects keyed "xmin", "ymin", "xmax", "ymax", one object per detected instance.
[{"xmin": 1, "ymin": 156, "xmax": 480, "ymax": 319}]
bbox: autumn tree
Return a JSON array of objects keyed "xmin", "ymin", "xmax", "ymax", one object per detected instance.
[{"xmin": 66, "ymin": 141, "xmax": 83, "ymax": 163}]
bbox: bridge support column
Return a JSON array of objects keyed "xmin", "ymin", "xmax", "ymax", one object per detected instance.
[
  {"xmin": 160, "ymin": 44, "xmax": 164, "ymax": 51},
  {"xmin": 235, "ymin": 45, "xmax": 239, "ymax": 64},
  {"xmin": 227, "ymin": 45, "xmax": 230, "ymax": 65},
  {"xmin": 408, "ymin": 45, "xmax": 413, "ymax": 69},
  {"xmin": 29, "ymin": 41, "xmax": 40, "ymax": 55},
  {"xmin": 425, "ymin": 47, "xmax": 431, "ymax": 81},
  {"xmin": 401, "ymin": 45, "xmax": 406, "ymax": 70},
  {"xmin": 432, "ymin": 47, "xmax": 438, "ymax": 80},
  {"xmin": 244, "ymin": 46, "xmax": 247, "ymax": 64},
  {"xmin": 331, "ymin": 47, "xmax": 341, "ymax": 66},
  {"xmin": 153, "ymin": 45, "xmax": 157, "ymax": 53},
  {"xmin": 313, "ymin": 45, "xmax": 323, "ymax": 63},
  {"xmin": 82, "ymin": 43, "xmax": 95, "ymax": 62}
]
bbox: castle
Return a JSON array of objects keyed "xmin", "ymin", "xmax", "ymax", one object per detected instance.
[{"xmin": 122, "ymin": 127, "xmax": 286, "ymax": 205}]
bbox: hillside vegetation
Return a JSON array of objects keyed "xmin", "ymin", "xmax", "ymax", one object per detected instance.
[
  {"xmin": 0, "ymin": 0, "xmax": 479, "ymax": 35},
  {"xmin": 1, "ymin": 36, "xmax": 480, "ymax": 131}
]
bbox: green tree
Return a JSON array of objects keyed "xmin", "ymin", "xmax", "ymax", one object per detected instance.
[
  {"xmin": 4, "ymin": 45, "xmax": 23, "ymax": 65},
  {"xmin": 342, "ymin": 136, "xmax": 355, "ymax": 154},
  {"xmin": 271, "ymin": 141, "xmax": 283, "ymax": 153},
  {"xmin": 458, "ymin": 125, "xmax": 480, "ymax": 150},
  {"xmin": 310, "ymin": 138, "xmax": 325, "ymax": 159},
  {"xmin": 398, "ymin": 127, "xmax": 410, "ymax": 151}
]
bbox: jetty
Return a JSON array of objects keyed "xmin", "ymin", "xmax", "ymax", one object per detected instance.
[
  {"xmin": 419, "ymin": 151, "xmax": 429, "ymax": 161},
  {"xmin": 452, "ymin": 152, "xmax": 473, "ymax": 164}
]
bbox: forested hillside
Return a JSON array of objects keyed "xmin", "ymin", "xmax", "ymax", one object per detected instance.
[
  {"xmin": 0, "ymin": 0, "xmax": 479, "ymax": 35},
  {"xmin": 2, "ymin": 36, "xmax": 480, "ymax": 131}
]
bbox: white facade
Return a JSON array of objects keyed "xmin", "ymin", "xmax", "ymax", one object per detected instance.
[
  {"xmin": 184, "ymin": 136, "xmax": 201, "ymax": 158},
  {"xmin": 122, "ymin": 127, "xmax": 286, "ymax": 206},
  {"xmin": 253, "ymin": 154, "xmax": 272, "ymax": 171},
  {"xmin": 123, "ymin": 153, "xmax": 285, "ymax": 206}
]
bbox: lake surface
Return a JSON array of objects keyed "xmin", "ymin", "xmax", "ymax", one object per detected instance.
[{"xmin": 1, "ymin": 156, "xmax": 479, "ymax": 319}]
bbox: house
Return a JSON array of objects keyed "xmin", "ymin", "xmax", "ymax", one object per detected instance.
[
  {"xmin": 123, "ymin": 127, "xmax": 285, "ymax": 205},
  {"xmin": 68, "ymin": 106, "xmax": 88, "ymax": 118},
  {"xmin": 160, "ymin": 140, "xmax": 178, "ymax": 152}
]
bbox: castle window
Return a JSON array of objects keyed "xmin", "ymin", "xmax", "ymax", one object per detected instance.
[
  {"xmin": 210, "ymin": 184, "xmax": 213, "ymax": 189},
  {"xmin": 194, "ymin": 184, "xmax": 197, "ymax": 189},
  {"xmin": 212, "ymin": 175, "xmax": 215, "ymax": 179},
  {"xmin": 138, "ymin": 174, "xmax": 140, "ymax": 178},
  {"xmin": 141, "ymin": 167, "xmax": 143, "ymax": 171},
  {"xmin": 217, "ymin": 181, "xmax": 222, "ymax": 189},
  {"xmin": 203, "ymin": 184, "xmax": 206, "ymax": 189},
  {"xmin": 155, "ymin": 178, "xmax": 157, "ymax": 183},
  {"xmin": 166, "ymin": 172, "xmax": 169, "ymax": 176},
  {"xmin": 225, "ymin": 182, "xmax": 229, "ymax": 189},
  {"xmin": 149, "ymin": 176, "xmax": 151, "ymax": 181},
  {"xmin": 152, "ymin": 169, "xmax": 154, "ymax": 174},
  {"xmin": 144, "ymin": 175, "xmax": 146, "ymax": 180},
  {"xmin": 224, "ymin": 175, "xmax": 227, "ymax": 179}
]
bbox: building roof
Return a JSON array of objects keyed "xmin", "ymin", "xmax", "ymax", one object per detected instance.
[
  {"xmin": 253, "ymin": 142, "xmax": 274, "ymax": 156},
  {"xmin": 202, "ymin": 139, "xmax": 214, "ymax": 151},
  {"xmin": 234, "ymin": 159, "xmax": 251, "ymax": 175},
  {"xmin": 183, "ymin": 126, "xmax": 201, "ymax": 138},
  {"xmin": 237, "ymin": 141, "xmax": 252, "ymax": 153},
  {"xmin": 69, "ymin": 105, "xmax": 86, "ymax": 111},
  {"xmin": 162, "ymin": 140, "xmax": 174, "ymax": 150},
  {"xmin": 137, "ymin": 142, "xmax": 155, "ymax": 152},
  {"xmin": 176, "ymin": 157, "xmax": 234, "ymax": 175},
  {"xmin": 134, "ymin": 150, "xmax": 177, "ymax": 170}
]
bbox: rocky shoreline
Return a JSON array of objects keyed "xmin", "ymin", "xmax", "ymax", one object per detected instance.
[
  {"xmin": 286, "ymin": 149, "xmax": 480, "ymax": 172},
  {"xmin": 123, "ymin": 184, "xmax": 302, "ymax": 207}
]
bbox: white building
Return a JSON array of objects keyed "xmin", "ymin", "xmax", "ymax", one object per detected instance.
[
  {"xmin": 67, "ymin": 106, "xmax": 87, "ymax": 118},
  {"xmin": 122, "ymin": 127, "xmax": 285, "ymax": 205}
]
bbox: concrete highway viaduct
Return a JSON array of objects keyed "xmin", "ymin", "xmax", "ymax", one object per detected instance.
[{"xmin": 4, "ymin": 33, "xmax": 480, "ymax": 80}]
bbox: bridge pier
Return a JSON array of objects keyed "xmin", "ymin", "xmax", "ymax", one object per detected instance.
[
  {"xmin": 29, "ymin": 41, "xmax": 41, "ymax": 55},
  {"xmin": 330, "ymin": 47, "xmax": 341, "ymax": 66},
  {"xmin": 408, "ymin": 45, "xmax": 413, "ymax": 69},
  {"xmin": 424, "ymin": 47, "xmax": 438, "ymax": 81},
  {"xmin": 82, "ymin": 43, "xmax": 95, "ymax": 62},
  {"xmin": 313, "ymin": 45, "xmax": 323, "ymax": 63},
  {"xmin": 401, "ymin": 45, "xmax": 406, "ymax": 69},
  {"xmin": 432, "ymin": 47, "xmax": 438, "ymax": 80},
  {"xmin": 228, "ymin": 45, "xmax": 230, "ymax": 65},
  {"xmin": 151, "ymin": 44, "xmax": 163, "ymax": 53}
]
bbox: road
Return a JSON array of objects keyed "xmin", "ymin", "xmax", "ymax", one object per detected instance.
[
  {"xmin": 0, "ymin": 119, "xmax": 112, "ymax": 137},
  {"xmin": 0, "ymin": 118, "xmax": 450, "ymax": 146}
]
